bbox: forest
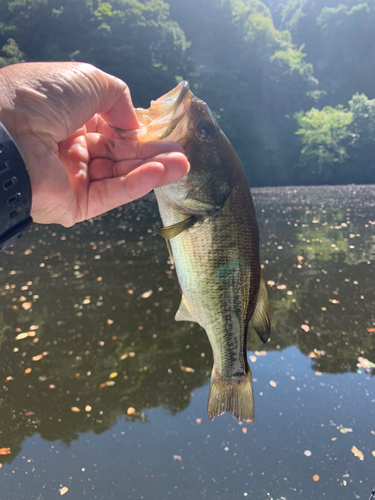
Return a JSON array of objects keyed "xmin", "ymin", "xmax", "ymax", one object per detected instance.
[{"xmin": 0, "ymin": 0, "xmax": 374, "ymax": 187}]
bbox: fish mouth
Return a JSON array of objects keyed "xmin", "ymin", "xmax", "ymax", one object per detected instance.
[{"xmin": 112, "ymin": 81, "xmax": 192, "ymax": 142}]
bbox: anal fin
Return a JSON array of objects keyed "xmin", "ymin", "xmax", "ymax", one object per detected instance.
[
  {"xmin": 175, "ymin": 295, "xmax": 196, "ymax": 322},
  {"xmin": 251, "ymin": 275, "xmax": 271, "ymax": 343}
]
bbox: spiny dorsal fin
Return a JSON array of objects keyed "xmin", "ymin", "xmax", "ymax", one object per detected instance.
[
  {"xmin": 251, "ymin": 275, "xmax": 271, "ymax": 343},
  {"xmin": 175, "ymin": 295, "xmax": 196, "ymax": 322},
  {"xmin": 207, "ymin": 366, "xmax": 254, "ymax": 423},
  {"xmin": 158, "ymin": 216, "xmax": 199, "ymax": 239}
]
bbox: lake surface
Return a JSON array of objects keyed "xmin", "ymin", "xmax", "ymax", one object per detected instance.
[{"xmin": 0, "ymin": 185, "xmax": 374, "ymax": 500}]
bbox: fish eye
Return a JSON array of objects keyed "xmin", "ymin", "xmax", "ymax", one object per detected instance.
[{"xmin": 196, "ymin": 121, "xmax": 215, "ymax": 142}]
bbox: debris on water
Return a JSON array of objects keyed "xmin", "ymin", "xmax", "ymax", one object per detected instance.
[
  {"xmin": 141, "ymin": 290, "xmax": 153, "ymax": 298},
  {"xmin": 196, "ymin": 418, "xmax": 201, "ymax": 424},
  {"xmin": 0, "ymin": 448, "xmax": 11, "ymax": 455},
  {"xmin": 71, "ymin": 407, "xmax": 80, "ymax": 412},
  {"xmin": 15, "ymin": 332, "xmax": 29, "ymax": 340},
  {"xmin": 301, "ymin": 324, "xmax": 310, "ymax": 332},
  {"xmin": 269, "ymin": 381, "xmax": 277, "ymax": 388},
  {"xmin": 127, "ymin": 407, "xmax": 136, "ymax": 416},
  {"xmin": 304, "ymin": 450, "xmax": 312, "ymax": 457},
  {"xmin": 313, "ymin": 474, "xmax": 320, "ymax": 482},
  {"xmin": 59, "ymin": 486, "xmax": 69, "ymax": 495},
  {"xmin": 242, "ymin": 427, "xmax": 247, "ymax": 434},
  {"xmin": 173, "ymin": 455, "xmax": 182, "ymax": 461},
  {"xmin": 357, "ymin": 357, "xmax": 375, "ymax": 369},
  {"xmin": 249, "ymin": 355, "xmax": 257, "ymax": 362},
  {"xmin": 338, "ymin": 427, "xmax": 353, "ymax": 434},
  {"xmin": 106, "ymin": 319, "xmax": 114, "ymax": 325},
  {"xmin": 351, "ymin": 445, "xmax": 364, "ymax": 460},
  {"xmin": 179, "ymin": 364, "xmax": 195, "ymax": 373}
]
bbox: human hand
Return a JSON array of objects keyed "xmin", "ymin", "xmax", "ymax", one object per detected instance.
[{"xmin": 0, "ymin": 62, "xmax": 189, "ymax": 226}]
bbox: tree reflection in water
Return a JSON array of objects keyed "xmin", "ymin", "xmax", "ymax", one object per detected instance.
[{"xmin": 0, "ymin": 186, "xmax": 374, "ymax": 458}]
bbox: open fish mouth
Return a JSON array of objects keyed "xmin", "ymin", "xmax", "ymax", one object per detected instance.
[{"xmin": 112, "ymin": 81, "xmax": 192, "ymax": 141}]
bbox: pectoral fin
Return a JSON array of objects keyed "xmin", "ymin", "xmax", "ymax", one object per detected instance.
[
  {"xmin": 175, "ymin": 295, "xmax": 196, "ymax": 322},
  {"xmin": 158, "ymin": 216, "xmax": 199, "ymax": 239},
  {"xmin": 251, "ymin": 275, "xmax": 271, "ymax": 343}
]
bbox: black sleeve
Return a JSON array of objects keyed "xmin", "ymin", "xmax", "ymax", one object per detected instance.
[{"xmin": 0, "ymin": 121, "xmax": 33, "ymax": 252}]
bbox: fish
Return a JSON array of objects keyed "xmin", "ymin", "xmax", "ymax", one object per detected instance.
[{"xmin": 114, "ymin": 81, "xmax": 271, "ymax": 423}]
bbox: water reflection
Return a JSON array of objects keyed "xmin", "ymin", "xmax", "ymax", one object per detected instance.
[{"xmin": 0, "ymin": 186, "xmax": 374, "ymax": 460}]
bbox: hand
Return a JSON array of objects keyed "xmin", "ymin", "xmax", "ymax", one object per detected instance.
[{"xmin": 0, "ymin": 62, "xmax": 189, "ymax": 226}]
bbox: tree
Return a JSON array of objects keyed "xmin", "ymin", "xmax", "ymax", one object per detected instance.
[{"xmin": 295, "ymin": 105, "xmax": 352, "ymax": 182}]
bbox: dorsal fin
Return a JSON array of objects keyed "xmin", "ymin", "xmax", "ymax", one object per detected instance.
[{"xmin": 251, "ymin": 275, "xmax": 271, "ymax": 343}]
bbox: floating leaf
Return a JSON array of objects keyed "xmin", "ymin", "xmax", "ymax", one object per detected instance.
[
  {"xmin": 242, "ymin": 427, "xmax": 247, "ymax": 434},
  {"xmin": 339, "ymin": 427, "xmax": 353, "ymax": 434},
  {"xmin": 301, "ymin": 324, "xmax": 310, "ymax": 333},
  {"xmin": 71, "ymin": 407, "xmax": 80, "ymax": 412},
  {"xmin": 141, "ymin": 290, "xmax": 153, "ymax": 299},
  {"xmin": 357, "ymin": 357, "xmax": 375, "ymax": 369},
  {"xmin": 351, "ymin": 445, "xmax": 364, "ymax": 460},
  {"xmin": 173, "ymin": 455, "xmax": 182, "ymax": 462},
  {"xmin": 127, "ymin": 407, "xmax": 136, "ymax": 416},
  {"xmin": 15, "ymin": 332, "xmax": 29, "ymax": 340},
  {"xmin": 180, "ymin": 365, "xmax": 195, "ymax": 373},
  {"xmin": 60, "ymin": 486, "xmax": 69, "ymax": 496},
  {"xmin": 269, "ymin": 380, "xmax": 277, "ymax": 388},
  {"xmin": 249, "ymin": 355, "xmax": 257, "ymax": 363},
  {"xmin": 0, "ymin": 448, "xmax": 11, "ymax": 455},
  {"xmin": 32, "ymin": 354, "xmax": 43, "ymax": 362},
  {"xmin": 109, "ymin": 372, "xmax": 118, "ymax": 379},
  {"xmin": 22, "ymin": 302, "xmax": 32, "ymax": 310},
  {"xmin": 312, "ymin": 475, "xmax": 319, "ymax": 482},
  {"xmin": 372, "ymin": 451, "xmax": 375, "ymax": 457}
]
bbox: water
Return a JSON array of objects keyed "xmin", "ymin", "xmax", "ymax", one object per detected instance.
[{"xmin": 0, "ymin": 185, "xmax": 374, "ymax": 500}]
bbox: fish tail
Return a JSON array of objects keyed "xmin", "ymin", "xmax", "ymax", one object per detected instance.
[{"xmin": 207, "ymin": 366, "xmax": 254, "ymax": 423}]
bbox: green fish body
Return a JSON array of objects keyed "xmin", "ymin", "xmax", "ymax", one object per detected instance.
[{"xmin": 115, "ymin": 82, "xmax": 271, "ymax": 422}]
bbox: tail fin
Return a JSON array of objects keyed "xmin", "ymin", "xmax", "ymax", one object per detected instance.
[{"xmin": 207, "ymin": 366, "xmax": 254, "ymax": 423}]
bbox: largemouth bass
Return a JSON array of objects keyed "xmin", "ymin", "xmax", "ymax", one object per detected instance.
[{"xmin": 114, "ymin": 82, "xmax": 271, "ymax": 423}]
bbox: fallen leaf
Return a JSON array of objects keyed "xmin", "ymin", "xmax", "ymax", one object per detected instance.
[
  {"xmin": 127, "ymin": 407, "xmax": 136, "ymax": 416},
  {"xmin": 180, "ymin": 365, "xmax": 195, "ymax": 373},
  {"xmin": 269, "ymin": 380, "xmax": 277, "ymax": 388},
  {"xmin": 24, "ymin": 368, "xmax": 32, "ymax": 374},
  {"xmin": 71, "ymin": 407, "xmax": 80, "ymax": 412},
  {"xmin": 249, "ymin": 355, "xmax": 257, "ymax": 363},
  {"xmin": 15, "ymin": 332, "xmax": 29, "ymax": 340},
  {"xmin": 109, "ymin": 372, "xmax": 118, "ymax": 379},
  {"xmin": 196, "ymin": 418, "xmax": 201, "ymax": 424},
  {"xmin": 60, "ymin": 486, "xmax": 69, "ymax": 496},
  {"xmin": 372, "ymin": 451, "xmax": 375, "ymax": 457},
  {"xmin": 351, "ymin": 445, "xmax": 364, "ymax": 460},
  {"xmin": 22, "ymin": 302, "xmax": 32, "ymax": 310},
  {"xmin": 357, "ymin": 357, "xmax": 375, "ymax": 369},
  {"xmin": 301, "ymin": 324, "xmax": 310, "ymax": 333},
  {"xmin": 0, "ymin": 448, "xmax": 11, "ymax": 455},
  {"xmin": 367, "ymin": 328, "xmax": 375, "ymax": 333},
  {"xmin": 313, "ymin": 475, "xmax": 320, "ymax": 482},
  {"xmin": 173, "ymin": 455, "xmax": 182, "ymax": 461},
  {"xmin": 242, "ymin": 427, "xmax": 247, "ymax": 434},
  {"xmin": 141, "ymin": 290, "xmax": 153, "ymax": 299},
  {"xmin": 106, "ymin": 319, "xmax": 114, "ymax": 325},
  {"xmin": 339, "ymin": 427, "xmax": 353, "ymax": 434},
  {"xmin": 32, "ymin": 354, "xmax": 43, "ymax": 362}
]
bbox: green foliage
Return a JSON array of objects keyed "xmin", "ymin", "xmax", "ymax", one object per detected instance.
[
  {"xmin": 0, "ymin": 0, "xmax": 374, "ymax": 186},
  {"xmin": 295, "ymin": 106, "xmax": 353, "ymax": 181},
  {"xmin": 0, "ymin": 38, "xmax": 24, "ymax": 67}
]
